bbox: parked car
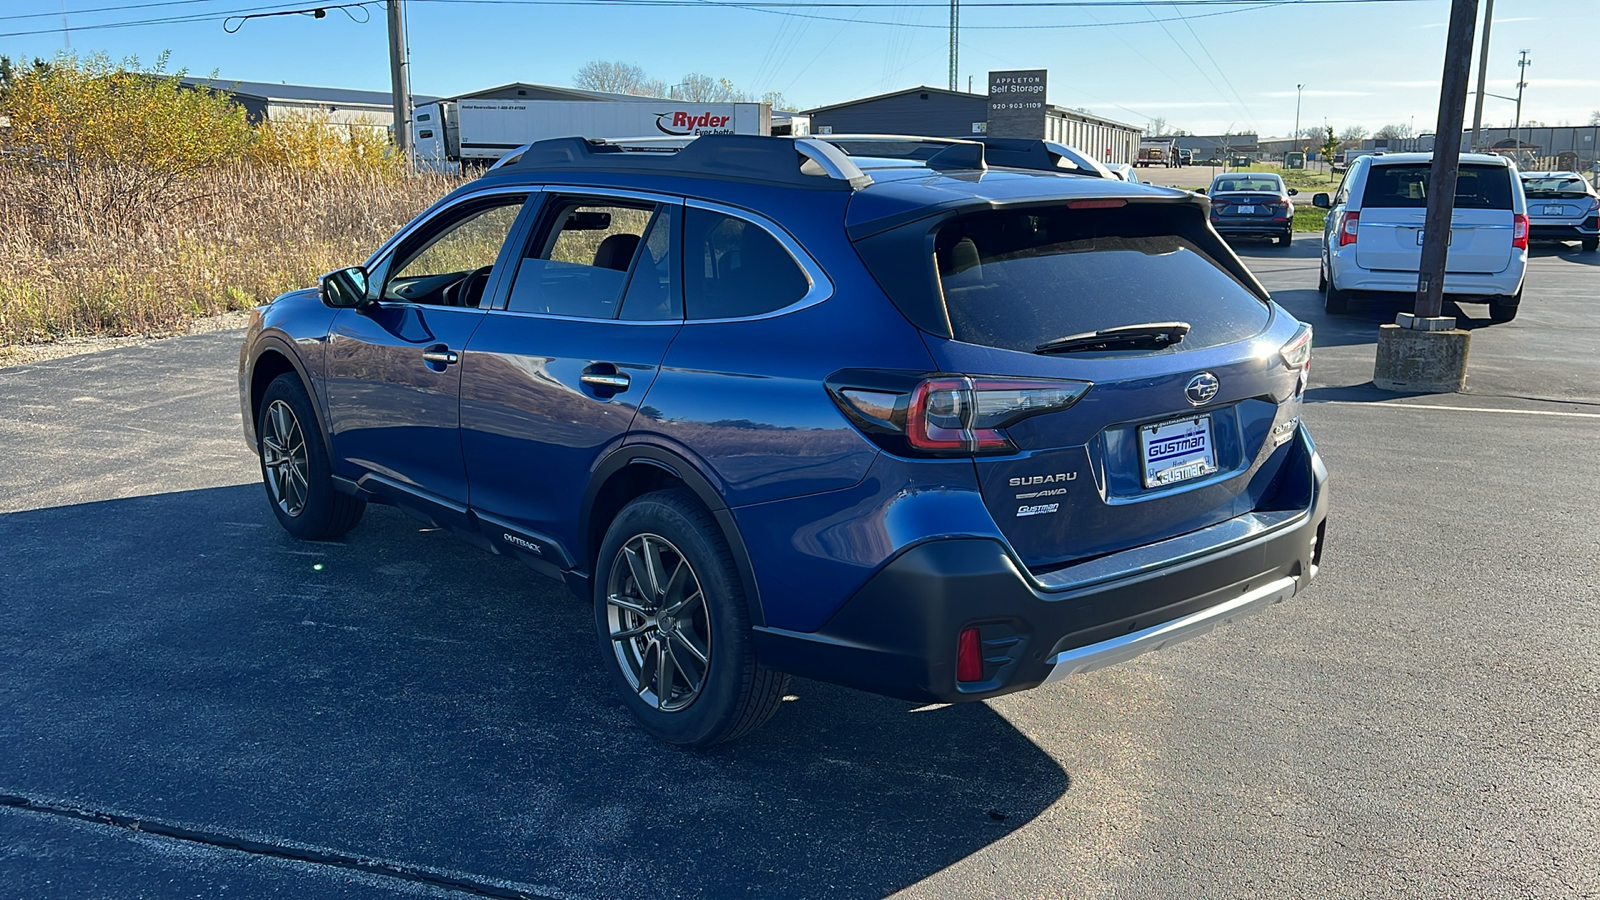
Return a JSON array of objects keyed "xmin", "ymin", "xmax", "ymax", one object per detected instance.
[
  {"xmin": 239, "ymin": 134, "xmax": 1327, "ymax": 747},
  {"xmin": 1204, "ymin": 172, "xmax": 1298, "ymax": 246},
  {"xmin": 1110, "ymin": 162, "xmax": 1141, "ymax": 183},
  {"xmin": 1314, "ymin": 152, "xmax": 1528, "ymax": 320},
  {"xmin": 1518, "ymin": 171, "xmax": 1599, "ymax": 252},
  {"xmin": 1178, "ymin": 148, "xmax": 1194, "ymax": 166}
]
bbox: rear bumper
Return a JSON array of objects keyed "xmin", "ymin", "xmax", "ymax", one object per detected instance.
[
  {"xmin": 1328, "ymin": 249, "xmax": 1525, "ymax": 297},
  {"xmin": 1213, "ymin": 219, "xmax": 1292, "ymax": 238},
  {"xmin": 1530, "ymin": 218, "xmax": 1599, "ymax": 240},
  {"xmin": 752, "ymin": 430, "xmax": 1328, "ymax": 703}
]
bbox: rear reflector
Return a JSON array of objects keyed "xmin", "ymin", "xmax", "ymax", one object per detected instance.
[{"xmin": 957, "ymin": 627, "xmax": 983, "ymax": 682}]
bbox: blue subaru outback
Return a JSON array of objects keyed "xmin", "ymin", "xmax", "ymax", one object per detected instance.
[{"xmin": 239, "ymin": 135, "xmax": 1328, "ymax": 746}]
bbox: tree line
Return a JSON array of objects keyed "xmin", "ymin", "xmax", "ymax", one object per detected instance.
[{"xmin": 573, "ymin": 61, "xmax": 794, "ymax": 111}]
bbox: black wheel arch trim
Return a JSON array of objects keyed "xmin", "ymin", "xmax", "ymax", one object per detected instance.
[
  {"xmin": 247, "ymin": 335, "xmax": 333, "ymax": 461},
  {"xmin": 582, "ymin": 445, "xmax": 766, "ymax": 627}
]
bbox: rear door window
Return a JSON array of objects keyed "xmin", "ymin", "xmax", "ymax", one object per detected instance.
[
  {"xmin": 935, "ymin": 207, "xmax": 1270, "ymax": 354},
  {"xmin": 1361, "ymin": 163, "xmax": 1513, "ymax": 210}
]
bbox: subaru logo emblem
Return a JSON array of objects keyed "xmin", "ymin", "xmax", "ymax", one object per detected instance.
[{"xmin": 1185, "ymin": 372, "xmax": 1220, "ymax": 406}]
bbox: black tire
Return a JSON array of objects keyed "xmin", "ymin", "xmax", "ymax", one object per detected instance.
[
  {"xmin": 1278, "ymin": 231, "xmax": 1294, "ymax": 247},
  {"xmin": 257, "ymin": 373, "xmax": 365, "ymax": 540},
  {"xmin": 1324, "ymin": 282, "xmax": 1351, "ymax": 315},
  {"xmin": 1317, "ymin": 263, "xmax": 1328, "ymax": 292},
  {"xmin": 593, "ymin": 489, "xmax": 789, "ymax": 747},
  {"xmin": 1583, "ymin": 236, "xmax": 1598, "ymax": 253},
  {"xmin": 1488, "ymin": 292, "xmax": 1520, "ymax": 323}
]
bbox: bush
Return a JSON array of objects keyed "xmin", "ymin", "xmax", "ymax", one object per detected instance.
[{"xmin": 0, "ymin": 55, "xmax": 461, "ymax": 346}]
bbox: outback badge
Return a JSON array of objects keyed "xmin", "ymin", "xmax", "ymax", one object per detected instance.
[{"xmin": 1185, "ymin": 372, "xmax": 1220, "ymax": 406}]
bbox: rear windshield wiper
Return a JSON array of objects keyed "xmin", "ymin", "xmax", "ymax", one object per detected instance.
[{"xmin": 1035, "ymin": 321, "xmax": 1191, "ymax": 355}]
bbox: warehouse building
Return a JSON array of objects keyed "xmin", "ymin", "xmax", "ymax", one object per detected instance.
[
  {"xmin": 179, "ymin": 77, "xmax": 438, "ymax": 132},
  {"xmin": 802, "ymin": 84, "xmax": 1143, "ymax": 165}
]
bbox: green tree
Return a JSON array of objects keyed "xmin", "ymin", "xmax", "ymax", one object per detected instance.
[{"xmin": 1320, "ymin": 125, "xmax": 1339, "ymax": 161}]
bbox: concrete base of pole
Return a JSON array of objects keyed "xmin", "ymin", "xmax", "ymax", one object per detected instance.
[{"xmin": 1373, "ymin": 324, "xmax": 1471, "ymax": 392}]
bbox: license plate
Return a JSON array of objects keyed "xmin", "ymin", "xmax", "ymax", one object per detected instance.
[
  {"xmin": 1544, "ymin": 205, "xmax": 1565, "ymax": 216},
  {"xmin": 1140, "ymin": 415, "xmax": 1218, "ymax": 488},
  {"xmin": 1237, "ymin": 205, "xmax": 1255, "ymax": 214},
  {"xmin": 1416, "ymin": 229, "xmax": 1454, "ymax": 245}
]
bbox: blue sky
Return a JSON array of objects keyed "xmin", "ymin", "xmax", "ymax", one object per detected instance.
[{"xmin": 5, "ymin": 0, "xmax": 1597, "ymax": 136}]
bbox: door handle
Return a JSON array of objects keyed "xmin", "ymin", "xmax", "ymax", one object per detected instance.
[
  {"xmin": 422, "ymin": 349, "xmax": 459, "ymax": 366},
  {"xmin": 580, "ymin": 372, "xmax": 631, "ymax": 390}
]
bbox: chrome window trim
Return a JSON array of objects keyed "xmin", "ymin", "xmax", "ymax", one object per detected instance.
[
  {"xmin": 364, "ymin": 185, "xmax": 542, "ymax": 272},
  {"xmin": 682, "ymin": 198, "xmax": 835, "ymax": 324}
]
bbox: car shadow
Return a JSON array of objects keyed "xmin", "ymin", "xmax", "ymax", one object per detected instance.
[
  {"xmin": 1528, "ymin": 243, "xmax": 1600, "ymax": 266},
  {"xmin": 0, "ymin": 485, "xmax": 1069, "ymax": 899}
]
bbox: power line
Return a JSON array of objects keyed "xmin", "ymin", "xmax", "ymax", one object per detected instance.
[{"xmin": 0, "ymin": 0, "xmax": 1437, "ymax": 39}]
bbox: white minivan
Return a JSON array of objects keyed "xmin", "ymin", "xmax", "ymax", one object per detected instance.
[{"xmin": 1313, "ymin": 153, "xmax": 1528, "ymax": 322}]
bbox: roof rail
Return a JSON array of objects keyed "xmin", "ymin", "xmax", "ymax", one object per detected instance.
[
  {"xmin": 812, "ymin": 134, "xmax": 1110, "ymax": 178},
  {"xmin": 974, "ymin": 137, "xmax": 1114, "ymax": 179},
  {"xmin": 494, "ymin": 134, "xmax": 871, "ymax": 190}
]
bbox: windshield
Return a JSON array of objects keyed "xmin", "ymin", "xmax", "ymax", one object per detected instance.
[
  {"xmin": 934, "ymin": 208, "xmax": 1270, "ymax": 355},
  {"xmin": 1210, "ymin": 174, "xmax": 1283, "ymax": 193},
  {"xmin": 1521, "ymin": 175, "xmax": 1591, "ymax": 197}
]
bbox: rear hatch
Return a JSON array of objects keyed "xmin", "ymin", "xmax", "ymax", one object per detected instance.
[
  {"xmin": 1355, "ymin": 162, "xmax": 1516, "ymax": 273},
  {"xmin": 850, "ymin": 199, "xmax": 1310, "ymax": 572},
  {"xmin": 1521, "ymin": 174, "xmax": 1595, "ymax": 222},
  {"xmin": 1212, "ymin": 191, "xmax": 1291, "ymax": 223}
]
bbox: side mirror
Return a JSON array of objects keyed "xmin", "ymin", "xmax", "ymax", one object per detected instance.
[
  {"xmin": 1194, "ymin": 187, "xmax": 1207, "ymax": 195},
  {"xmin": 1312, "ymin": 193, "xmax": 1331, "ymax": 209},
  {"xmin": 320, "ymin": 266, "xmax": 370, "ymax": 309},
  {"xmin": 1287, "ymin": 188, "xmax": 1300, "ymax": 196}
]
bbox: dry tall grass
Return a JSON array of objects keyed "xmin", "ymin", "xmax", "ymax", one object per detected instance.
[{"xmin": 0, "ymin": 164, "xmax": 467, "ymax": 345}]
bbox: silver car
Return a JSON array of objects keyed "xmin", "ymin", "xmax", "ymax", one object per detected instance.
[{"xmin": 1520, "ymin": 171, "xmax": 1599, "ymax": 252}]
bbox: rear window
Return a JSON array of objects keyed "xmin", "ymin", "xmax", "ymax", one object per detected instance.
[
  {"xmin": 1521, "ymin": 175, "xmax": 1591, "ymax": 198},
  {"xmin": 1361, "ymin": 163, "xmax": 1513, "ymax": 210},
  {"xmin": 934, "ymin": 207, "xmax": 1270, "ymax": 354}
]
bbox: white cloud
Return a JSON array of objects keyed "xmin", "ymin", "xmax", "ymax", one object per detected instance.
[
  {"xmin": 1259, "ymin": 90, "xmax": 1373, "ymax": 98},
  {"xmin": 1106, "ymin": 101, "xmax": 1231, "ymax": 109},
  {"xmin": 1420, "ymin": 14, "xmax": 1535, "ymax": 28}
]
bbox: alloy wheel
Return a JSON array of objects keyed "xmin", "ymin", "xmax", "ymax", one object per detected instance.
[
  {"xmin": 605, "ymin": 533, "xmax": 712, "ymax": 712},
  {"xmin": 261, "ymin": 399, "xmax": 310, "ymax": 517}
]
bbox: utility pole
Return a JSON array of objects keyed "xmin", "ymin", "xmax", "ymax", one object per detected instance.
[
  {"xmin": 1414, "ymin": 0, "xmax": 1480, "ymax": 320},
  {"xmin": 1512, "ymin": 48, "xmax": 1530, "ymax": 153},
  {"xmin": 947, "ymin": 0, "xmax": 959, "ymax": 91},
  {"xmin": 387, "ymin": 0, "xmax": 412, "ymax": 158},
  {"xmin": 1468, "ymin": 0, "xmax": 1494, "ymax": 151},
  {"xmin": 1294, "ymin": 83, "xmax": 1303, "ymax": 149}
]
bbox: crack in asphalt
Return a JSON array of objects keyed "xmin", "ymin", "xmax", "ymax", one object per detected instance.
[{"xmin": 0, "ymin": 792, "xmax": 567, "ymax": 900}]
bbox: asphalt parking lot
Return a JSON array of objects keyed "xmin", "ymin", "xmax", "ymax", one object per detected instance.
[{"xmin": 2, "ymin": 243, "xmax": 1597, "ymax": 898}]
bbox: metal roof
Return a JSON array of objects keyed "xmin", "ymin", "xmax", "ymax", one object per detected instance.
[{"xmin": 180, "ymin": 77, "xmax": 438, "ymax": 106}]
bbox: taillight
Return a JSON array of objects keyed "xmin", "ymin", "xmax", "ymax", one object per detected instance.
[
  {"xmin": 1279, "ymin": 324, "xmax": 1313, "ymax": 378},
  {"xmin": 828, "ymin": 371, "xmax": 1091, "ymax": 457},
  {"xmin": 1338, "ymin": 211, "xmax": 1359, "ymax": 246},
  {"xmin": 1512, "ymin": 212, "xmax": 1529, "ymax": 250}
]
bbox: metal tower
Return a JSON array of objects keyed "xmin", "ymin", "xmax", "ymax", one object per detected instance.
[{"xmin": 948, "ymin": 0, "xmax": 960, "ymax": 91}]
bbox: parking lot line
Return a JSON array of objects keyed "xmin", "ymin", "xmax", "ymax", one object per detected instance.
[{"xmin": 1316, "ymin": 401, "xmax": 1600, "ymax": 419}]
